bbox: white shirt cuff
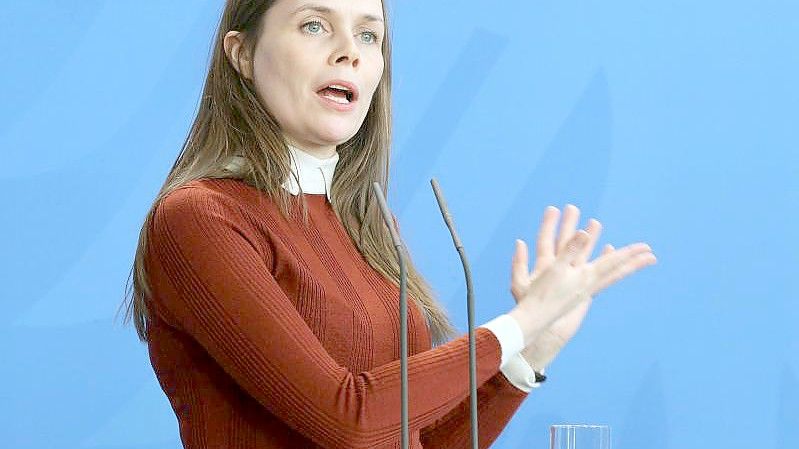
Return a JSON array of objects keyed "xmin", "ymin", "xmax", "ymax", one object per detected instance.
[
  {"xmin": 500, "ymin": 352, "xmax": 543, "ymax": 392},
  {"xmin": 478, "ymin": 313, "xmax": 525, "ymax": 369}
]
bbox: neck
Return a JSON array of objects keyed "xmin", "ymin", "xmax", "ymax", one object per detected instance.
[{"xmin": 285, "ymin": 136, "xmax": 337, "ymax": 159}]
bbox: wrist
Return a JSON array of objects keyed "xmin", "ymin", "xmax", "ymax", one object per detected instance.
[
  {"xmin": 520, "ymin": 331, "xmax": 565, "ymax": 371},
  {"xmin": 520, "ymin": 345, "xmax": 552, "ymax": 372},
  {"xmin": 508, "ymin": 305, "xmax": 547, "ymax": 347}
]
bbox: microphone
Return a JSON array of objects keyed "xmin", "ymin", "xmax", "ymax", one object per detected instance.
[{"xmin": 371, "ymin": 179, "xmax": 479, "ymax": 449}]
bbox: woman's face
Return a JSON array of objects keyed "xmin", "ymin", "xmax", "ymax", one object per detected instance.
[{"xmin": 232, "ymin": 0, "xmax": 385, "ymax": 156}]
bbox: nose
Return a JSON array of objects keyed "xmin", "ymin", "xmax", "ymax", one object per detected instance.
[{"xmin": 329, "ymin": 34, "xmax": 360, "ymax": 69}]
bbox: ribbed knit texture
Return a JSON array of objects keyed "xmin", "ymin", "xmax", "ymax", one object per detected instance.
[{"xmin": 144, "ymin": 178, "xmax": 529, "ymax": 449}]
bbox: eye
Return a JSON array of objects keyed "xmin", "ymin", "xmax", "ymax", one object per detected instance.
[
  {"xmin": 360, "ymin": 30, "xmax": 380, "ymax": 44},
  {"xmin": 301, "ymin": 20, "xmax": 326, "ymax": 35}
]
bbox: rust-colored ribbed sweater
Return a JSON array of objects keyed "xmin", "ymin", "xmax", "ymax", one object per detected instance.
[{"xmin": 144, "ymin": 178, "xmax": 529, "ymax": 449}]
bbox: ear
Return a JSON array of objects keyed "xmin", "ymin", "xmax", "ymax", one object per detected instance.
[{"xmin": 223, "ymin": 30, "xmax": 254, "ymax": 80}]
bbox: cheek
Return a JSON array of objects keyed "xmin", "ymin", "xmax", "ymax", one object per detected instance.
[
  {"xmin": 250, "ymin": 56, "xmax": 274, "ymax": 100},
  {"xmin": 365, "ymin": 56, "xmax": 385, "ymax": 99},
  {"xmin": 251, "ymin": 50, "xmax": 297, "ymax": 108}
]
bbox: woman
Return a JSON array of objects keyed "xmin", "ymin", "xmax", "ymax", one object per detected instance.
[{"xmin": 120, "ymin": 0, "xmax": 657, "ymax": 448}]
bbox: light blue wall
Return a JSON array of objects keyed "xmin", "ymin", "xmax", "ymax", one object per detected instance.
[{"xmin": 1, "ymin": 1, "xmax": 796, "ymax": 448}]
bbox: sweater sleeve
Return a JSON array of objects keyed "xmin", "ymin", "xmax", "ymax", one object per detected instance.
[
  {"xmin": 416, "ymin": 316, "xmax": 534, "ymax": 448},
  {"xmin": 145, "ymin": 187, "xmax": 520, "ymax": 449},
  {"xmin": 418, "ymin": 370, "xmax": 529, "ymax": 448}
]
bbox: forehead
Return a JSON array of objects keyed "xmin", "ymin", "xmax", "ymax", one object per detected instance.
[{"xmin": 276, "ymin": 0, "xmax": 384, "ymax": 22}]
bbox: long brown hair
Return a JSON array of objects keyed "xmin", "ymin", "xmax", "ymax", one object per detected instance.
[{"xmin": 117, "ymin": 0, "xmax": 458, "ymax": 346}]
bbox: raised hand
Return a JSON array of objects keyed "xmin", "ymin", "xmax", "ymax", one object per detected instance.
[
  {"xmin": 507, "ymin": 205, "xmax": 657, "ymax": 355},
  {"xmin": 510, "ymin": 205, "xmax": 606, "ymax": 370}
]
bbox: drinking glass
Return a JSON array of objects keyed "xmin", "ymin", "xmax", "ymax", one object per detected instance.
[{"xmin": 550, "ymin": 424, "xmax": 611, "ymax": 449}]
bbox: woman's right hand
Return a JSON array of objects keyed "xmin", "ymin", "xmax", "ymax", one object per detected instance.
[{"xmin": 508, "ymin": 224, "xmax": 656, "ymax": 346}]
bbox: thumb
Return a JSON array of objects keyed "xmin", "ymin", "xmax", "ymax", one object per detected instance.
[{"xmin": 511, "ymin": 239, "xmax": 529, "ymax": 285}]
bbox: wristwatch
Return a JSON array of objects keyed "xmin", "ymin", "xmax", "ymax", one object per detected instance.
[{"xmin": 529, "ymin": 363, "xmax": 547, "ymax": 388}]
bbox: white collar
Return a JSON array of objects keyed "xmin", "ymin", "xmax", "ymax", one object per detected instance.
[
  {"xmin": 282, "ymin": 144, "xmax": 339, "ymax": 200},
  {"xmin": 224, "ymin": 144, "xmax": 339, "ymax": 200}
]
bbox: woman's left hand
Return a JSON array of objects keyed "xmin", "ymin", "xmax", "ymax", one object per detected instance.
[{"xmin": 510, "ymin": 204, "xmax": 614, "ymax": 371}]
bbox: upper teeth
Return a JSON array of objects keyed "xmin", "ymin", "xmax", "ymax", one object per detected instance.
[{"xmin": 328, "ymin": 84, "xmax": 351, "ymax": 92}]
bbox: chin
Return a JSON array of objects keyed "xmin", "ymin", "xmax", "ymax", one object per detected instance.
[{"xmin": 315, "ymin": 122, "xmax": 361, "ymax": 145}]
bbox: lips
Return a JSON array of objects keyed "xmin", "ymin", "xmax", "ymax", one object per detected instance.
[{"xmin": 315, "ymin": 79, "xmax": 359, "ymax": 103}]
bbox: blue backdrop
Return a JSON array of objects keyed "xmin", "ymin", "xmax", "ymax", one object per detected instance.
[{"xmin": 2, "ymin": 1, "xmax": 796, "ymax": 448}]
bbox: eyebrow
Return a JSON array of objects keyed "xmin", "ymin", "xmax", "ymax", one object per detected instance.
[{"xmin": 292, "ymin": 3, "xmax": 384, "ymax": 23}]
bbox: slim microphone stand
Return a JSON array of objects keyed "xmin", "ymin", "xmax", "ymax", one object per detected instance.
[
  {"xmin": 371, "ymin": 178, "xmax": 479, "ymax": 449},
  {"xmin": 370, "ymin": 182, "xmax": 410, "ymax": 449},
  {"xmin": 430, "ymin": 178, "xmax": 479, "ymax": 449}
]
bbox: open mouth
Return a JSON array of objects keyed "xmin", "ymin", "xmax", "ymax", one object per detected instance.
[{"xmin": 316, "ymin": 85, "xmax": 355, "ymax": 104}]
